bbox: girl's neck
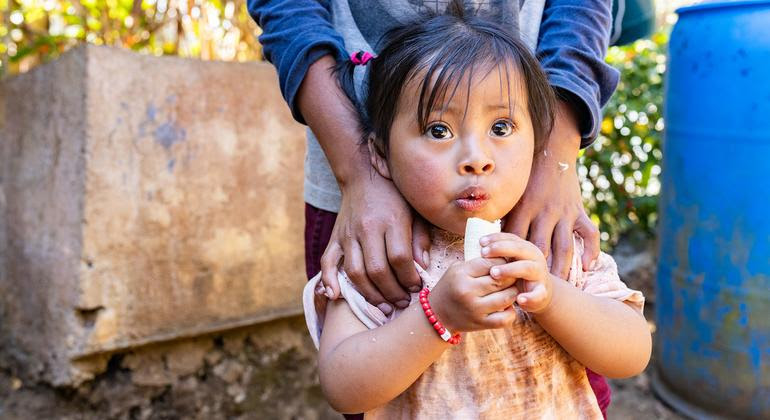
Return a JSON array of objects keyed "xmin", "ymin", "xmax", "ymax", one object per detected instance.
[{"xmin": 429, "ymin": 226, "xmax": 465, "ymax": 249}]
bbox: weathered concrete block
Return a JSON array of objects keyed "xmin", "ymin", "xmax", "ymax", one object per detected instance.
[{"xmin": 0, "ymin": 44, "xmax": 307, "ymax": 385}]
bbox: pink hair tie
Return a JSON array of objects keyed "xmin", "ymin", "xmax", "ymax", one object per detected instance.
[{"xmin": 350, "ymin": 51, "xmax": 375, "ymax": 66}]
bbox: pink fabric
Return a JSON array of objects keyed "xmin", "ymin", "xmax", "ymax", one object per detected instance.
[{"xmin": 303, "ymin": 228, "xmax": 644, "ymax": 418}]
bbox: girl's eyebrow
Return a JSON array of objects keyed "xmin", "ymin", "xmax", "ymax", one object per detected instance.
[
  {"xmin": 433, "ymin": 102, "xmax": 512, "ymax": 115},
  {"xmin": 485, "ymin": 103, "xmax": 512, "ymax": 111}
]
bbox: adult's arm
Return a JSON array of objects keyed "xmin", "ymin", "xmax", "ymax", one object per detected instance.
[
  {"xmin": 537, "ymin": 0, "xmax": 620, "ymax": 146},
  {"xmin": 247, "ymin": 0, "xmax": 346, "ymax": 124},
  {"xmin": 247, "ymin": 2, "xmax": 426, "ymax": 310},
  {"xmin": 506, "ymin": 0, "xmax": 620, "ymax": 278}
]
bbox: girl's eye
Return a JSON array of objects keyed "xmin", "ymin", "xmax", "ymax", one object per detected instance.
[
  {"xmin": 426, "ymin": 124, "xmax": 453, "ymax": 140},
  {"xmin": 491, "ymin": 120, "xmax": 514, "ymax": 137}
]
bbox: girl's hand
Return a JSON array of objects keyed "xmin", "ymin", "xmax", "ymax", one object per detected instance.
[
  {"xmin": 428, "ymin": 257, "xmax": 520, "ymax": 333},
  {"xmin": 479, "ymin": 233, "xmax": 554, "ymax": 314}
]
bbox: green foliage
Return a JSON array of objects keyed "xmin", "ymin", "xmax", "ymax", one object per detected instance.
[
  {"xmin": 0, "ymin": 0, "xmax": 262, "ymax": 77},
  {"xmin": 581, "ymin": 30, "xmax": 669, "ymax": 249}
]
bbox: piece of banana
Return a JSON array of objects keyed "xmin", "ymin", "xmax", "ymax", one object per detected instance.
[{"xmin": 464, "ymin": 217, "xmax": 502, "ymax": 261}]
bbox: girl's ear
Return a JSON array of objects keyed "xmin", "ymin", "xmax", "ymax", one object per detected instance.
[{"xmin": 367, "ymin": 135, "xmax": 392, "ymax": 179}]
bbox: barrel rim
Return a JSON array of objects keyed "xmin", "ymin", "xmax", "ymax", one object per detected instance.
[{"xmin": 677, "ymin": 0, "xmax": 770, "ymax": 16}]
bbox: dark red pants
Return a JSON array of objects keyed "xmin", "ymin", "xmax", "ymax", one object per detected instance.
[{"xmin": 305, "ymin": 203, "xmax": 610, "ymax": 418}]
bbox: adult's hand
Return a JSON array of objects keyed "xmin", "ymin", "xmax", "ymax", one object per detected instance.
[
  {"xmin": 320, "ymin": 172, "xmax": 429, "ymax": 314},
  {"xmin": 297, "ymin": 55, "xmax": 429, "ymax": 315},
  {"xmin": 503, "ymin": 100, "xmax": 600, "ymax": 279}
]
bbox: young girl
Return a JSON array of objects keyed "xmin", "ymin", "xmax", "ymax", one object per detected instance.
[{"xmin": 303, "ymin": 3, "xmax": 651, "ymax": 417}]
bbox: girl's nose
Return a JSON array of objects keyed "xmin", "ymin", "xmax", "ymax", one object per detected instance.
[{"xmin": 458, "ymin": 154, "xmax": 495, "ymax": 175}]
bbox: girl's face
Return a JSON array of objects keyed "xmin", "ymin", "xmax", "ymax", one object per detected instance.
[{"xmin": 374, "ymin": 64, "xmax": 535, "ymax": 235}]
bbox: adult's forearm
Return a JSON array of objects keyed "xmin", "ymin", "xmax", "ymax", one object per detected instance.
[
  {"xmin": 247, "ymin": 0, "xmax": 346, "ymax": 123},
  {"xmin": 538, "ymin": 0, "xmax": 620, "ymax": 144},
  {"xmin": 319, "ymin": 305, "xmax": 449, "ymax": 413},
  {"xmin": 296, "ymin": 55, "xmax": 371, "ymax": 188},
  {"xmin": 533, "ymin": 278, "xmax": 651, "ymax": 378}
]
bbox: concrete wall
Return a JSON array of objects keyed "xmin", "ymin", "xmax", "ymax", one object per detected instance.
[{"xmin": 0, "ymin": 45, "xmax": 307, "ymax": 386}]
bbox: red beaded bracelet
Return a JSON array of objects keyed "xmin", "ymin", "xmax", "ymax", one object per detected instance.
[{"xmin": 419, "ymin": 288, "xmax": 461, "ymax": 345}]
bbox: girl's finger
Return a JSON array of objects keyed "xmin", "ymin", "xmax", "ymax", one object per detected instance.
[
  {"xmin": 320, "ymin": 241, "xmax": 344, "ymax": 299},
  {"xmin": 464, "ymin": 256, "xmax": 507, "ymax": 278},
  {"xmin": 477, "ymin": 284, "xmax": 519, "ymax": 313},
  {"xmin": 480, "ymin": 237, "xmax": 542, "ymax": 263},
  {"xmin": 517, "ymin": 284, "xmax": 549, "ymax": 311},
  {"xmin": 489, "ymin": 260, "xmax": 542, "ymax": 283},
  {"xmin": 574, "ymin": 212, "xmax": 601, "ymax": 271},
  {"xmin": 550, "ymin": 220, "xmax": 574, "ymax": 280},
  {"xmin": 483, "ymin": 306, "xmax": 519, "ymax": 329},
  {"xmin": 345, "ymin": 240, "xmax": 393, "ymax": 314}
]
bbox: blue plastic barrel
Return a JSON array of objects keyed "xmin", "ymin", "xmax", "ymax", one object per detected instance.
[{"xmin": 654, "ymin": 1, "xmax": 770, "ymax": 418}]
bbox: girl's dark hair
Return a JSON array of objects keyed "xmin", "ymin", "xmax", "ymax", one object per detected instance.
[{"xmin": 336, "ymin": 0, "xmax": 555, "ymax": 157}]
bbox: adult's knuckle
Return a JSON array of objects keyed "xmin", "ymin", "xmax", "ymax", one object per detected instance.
[
  {"xmin": 346, "ymin": 264, "xmax": 365, "ymax": 281},
  {"xmin": 389, "ymin": 250, "xmax": 412, "ymax": 267},
  {"xmin": 585, "ymin": 223, "xmax": 600, "ymax": 237},
  {"xmin": 555, "ymin": 239, "xmax": 571, "ymax": 254},
  {"xmin": 368, "ymin": 264, "xmax": 388, "ymax": 280}
]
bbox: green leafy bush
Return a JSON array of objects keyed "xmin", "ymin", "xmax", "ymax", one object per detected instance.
[
  {"xmin": 0, "ymin": 0, "xmax": 261, "ymax": 77},
  {"xmin": 581, "ymin": 30, "xmax": 669, "ymax": 249}
]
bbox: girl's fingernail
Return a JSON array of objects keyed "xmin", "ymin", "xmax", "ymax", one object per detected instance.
[
  {"xmin": 491, "ymin": 267, "xmax": 500, "ymax": 277},
  {"xmin": 481, "ymin": 247, "xmax": 490, "ymax": 255},
  {"xmin": 422, "ymin": 251, "xmax": 431, "ymax": 269},
  {"xmin": 377, "ymin": 303, "xmax": 394, "ymax": 315}
]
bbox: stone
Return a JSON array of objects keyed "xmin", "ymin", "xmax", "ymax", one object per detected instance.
[
  {"xmin": 122, "ymin": 351, "xmax": 177, "ymax": 387},
  {"xmin": 222, "ymin": 331, "xmax": 248, "ymax": 356},
  {"xmin": 213, "ymin": 359, "xmax": 244, "ymax": 384},
  {"xmin": 204, "ymin": 349, "xmax": 224, "ymax": 367},
  {"xmin": 165, "ymin": 338, "xmax": 212, "ymax": 377},
  {"xmin": 0, "ymin": 44, "xmax": 306, "ymax": 385}
]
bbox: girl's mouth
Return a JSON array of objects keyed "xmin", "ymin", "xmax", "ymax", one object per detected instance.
[{"xmin": 455, "ymin": 186, "xmax": 490, "ymax": 212}]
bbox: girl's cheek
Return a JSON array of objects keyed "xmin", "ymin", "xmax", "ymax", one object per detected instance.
[{"xmin": 392, "ymin": 151, "xmax": 447, "ymax": 201}]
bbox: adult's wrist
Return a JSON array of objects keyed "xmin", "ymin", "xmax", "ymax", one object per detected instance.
[{"xmin": 539, "ymin": 100, "xmax": 581, "ymax": 165}]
